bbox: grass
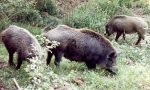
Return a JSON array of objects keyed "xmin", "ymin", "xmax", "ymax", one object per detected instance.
[
  {"xmin": 49, "ymin": 39, "xmax": 150, "ymax": 90},
  {"xmin": 0, "ymin": 44, "xmax": 7, "ymax": 60},
  {"xmin": 63, "ymin": 0, "xmax": 134, "ymax": 33},
  {"xmin": 1, "ymin": 0, "xmax": 150, "ymax": 89},
  {"xmin": 1, "ymin": 32, "xmax": 150, "ymax": 89},
  {"xmin": 0, "ymin": 44, "xmax": 30, "ymax": 90},
  {"xmin": 13, "ymin": 23, "xmax": 42, "ymax": 35}
]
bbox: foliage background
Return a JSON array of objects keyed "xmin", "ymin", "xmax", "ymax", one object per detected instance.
[{"xmin": 0, "ymin": 0, "xmax": 150, "ymax": 90}]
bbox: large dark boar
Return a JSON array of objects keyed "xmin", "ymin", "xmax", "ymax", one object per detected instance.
[
  {"xmin": 1, "ymin": 25, "xmax": 42, "ymax": 69},
  {"xmin": 43, "ymin": 25, "xmax": 118, "ymax": 74},
  {"xmin": 105, "ymin": 15, "xmax": 148, "ymax": 45}
]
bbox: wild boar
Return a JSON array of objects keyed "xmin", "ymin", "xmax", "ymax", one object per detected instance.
[
  {"xmin": 43, "ymin": 25, "xmax": 118, "ymax": 74},
  {"xmin": 105, "ymin": 15, "xmax": 148, "ymax": 45},
  {"xmin": 1, "ymin": 25, "xmax": 42, "ymax": 69}
]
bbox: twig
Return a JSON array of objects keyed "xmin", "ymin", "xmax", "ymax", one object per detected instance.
[{"xmin": 12, "ymin": 78, "xmax": 22, "ymax": 90}]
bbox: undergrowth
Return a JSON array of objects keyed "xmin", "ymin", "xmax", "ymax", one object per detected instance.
[{"xmin": 1, "ymin": 0, "xmax": 150, "ymax": 90}]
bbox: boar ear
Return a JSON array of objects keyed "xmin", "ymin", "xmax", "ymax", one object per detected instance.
[{"xmin": 109, "ymin": 51, "xmax": 117, "ymax": 58}]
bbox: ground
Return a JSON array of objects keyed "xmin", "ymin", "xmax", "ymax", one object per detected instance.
[
  {"xmin": 0, "ymin": 62, "xmax": 7, "ymax": 69},
  {"xmin": 1, "ymin": 0, "xmax": 150, "ymax": 90}
]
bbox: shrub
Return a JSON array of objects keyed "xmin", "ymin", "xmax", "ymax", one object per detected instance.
[
  {"xmin": 23, "ymin": 36, "xmax": 69, "ymax": 90},
  {"xmin": 35, "ymin": 0, "xmax": 60, "ymax": 16},
  {"xmin": 0, "ymin": 0, "xmax": 42, "ymax": 26},
  {"xmin": 10, "ymin": 9, "xmax": 42, "ymax": 25},
  {"xmin": 11, "ymin": 0, "xmax": 42, "ymax": 25},
  {"xmin": 0, "ymin": 0, "xmax": 62, "ymax": 29}
]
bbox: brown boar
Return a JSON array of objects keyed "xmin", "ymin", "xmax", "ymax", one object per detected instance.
[
  {"xmin": 1, "ymin": 25, "xmax": 42, "ymax": 69},
  {"xmin": 105, "ymin": 15, "xmax": 148, "ymax": 45},
  {"xmin": 43, "ymin": 25, "xmax": 118, "ymax": 74}
]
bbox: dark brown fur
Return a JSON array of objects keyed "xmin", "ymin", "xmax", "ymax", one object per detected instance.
[
  {"xmin": 43, "ymin": 25, "xmax": 118, "ymax": 74},
  {"xmin": 1, "ymin": 25, "xmax": 41, "ymax": 69},
  {"xmin": 105, "ymin": 15, "xmax": 148, "ymax": 45}
]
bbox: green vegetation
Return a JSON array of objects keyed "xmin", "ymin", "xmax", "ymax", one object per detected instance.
[
  {"xmin": 0, "ymin": 0, "xmax": 61, "ymax": 31},
  {"xmin": 63, "ymin": 0, "xmax": 149, "ymax": 33},
  {"xmin": 35, "ymin": 0, "xmax": 60, "ymax": 16},
  {"xmin": 1, "ymin": 0, "xmax": 150, "ymax": 90}
]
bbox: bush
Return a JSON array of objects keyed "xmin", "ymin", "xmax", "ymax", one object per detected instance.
[
  {"xmin": 0, "ymin": 0, "xmax": 62, "ymax": 29},
  {"xmin": 35, "ymin": 0, "xmax": 60, "ymax": 17},
  {"xmin": 10, "ymin": 9, "xmax": 42, "ymax": 25},
  {"xmin": 0, "ymin": 0, "xmax": 42, "ymax": 26}
]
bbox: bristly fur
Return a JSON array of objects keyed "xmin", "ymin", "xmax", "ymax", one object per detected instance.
[
  {"xmin": 79, "ymin": 29, "xmax": 115, "ymax": 50},
  {"xmin": 106, "ymin": 15, "xmax": 148, "ymax": 45},
  {"xmin": 44, "ymin": 25, "xmax": 117, "ymax": 74},
  {"xmin": 1, "ymin": 25, "xmax": 42, "ymax": 69}
]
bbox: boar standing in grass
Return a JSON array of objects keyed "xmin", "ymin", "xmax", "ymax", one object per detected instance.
[
  {"xmin": 43, "ymin": 25, "xmax": 118, "ymax": 74},
  {"xmin": 1, "ymin": 25, "xmax": 42, "ymax": 69},
  {"xmin": 105, "ymin": 15, "xmax": 148, "ymax": 45}
]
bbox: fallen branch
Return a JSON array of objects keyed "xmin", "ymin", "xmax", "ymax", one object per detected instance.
[{"xmin": 12, "ymin": 78, "xmax": 22, "ymax": 90}]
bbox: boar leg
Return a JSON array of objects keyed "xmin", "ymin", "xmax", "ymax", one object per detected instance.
[
  {"xmin": 115, "ymin": 32, "xmax": 122, "ymax": 41},
  {"xmin": 16, "ymin": 52, "xmax": 24, "ymax": 69},
  {"xmin": 123, "ymin": 31, "xmax": 126, "ymax": 40},
  {"xmin": 85, "ymin": 61, "xmax": 96, "ymax": 69},
  {"xmin": 8, "ymin": 51, "xmax": 15, "ymax": 66},
  {"xmin": 54, "ymin": 51, "xmax": 63, "ymax": 66},
  {"xmin": 135, "ymin": 31, "xmax": 145, "ymax": 45},
  {"xmin": 46, "ymin": 51, "xmax": 53, "ymax": 65},
  {"xmin": 4, "ymin": 44, "xmax": 16, "ymax": 66},
  {"xmin": 135, "ymin": 35, "xmax": 142, "ymax": 45}
]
